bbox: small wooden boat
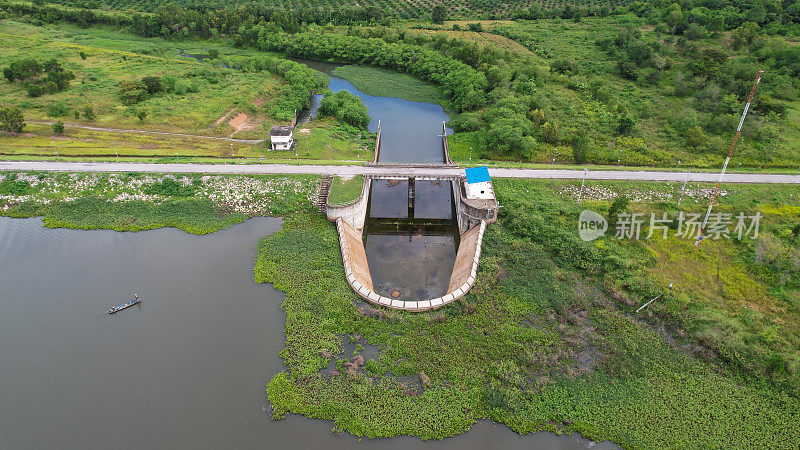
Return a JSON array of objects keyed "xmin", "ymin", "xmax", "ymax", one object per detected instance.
[{"xmin": 108, "ymin": 294, "xmax": 141, "ymax": 314}]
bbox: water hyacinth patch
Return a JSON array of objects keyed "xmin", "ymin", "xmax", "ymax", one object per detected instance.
[{"xmin": 0, "ymin": 171, "xmax": 319, "ymax": 233}]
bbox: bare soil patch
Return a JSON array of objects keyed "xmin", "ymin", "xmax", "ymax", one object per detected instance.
[
  {"xmin": 228, "ymin": 112, "xmax": 254, "ymax": 133},
  {"xmin": 210, "ymin": 107, "xmax": 236, "ymax": 128}
]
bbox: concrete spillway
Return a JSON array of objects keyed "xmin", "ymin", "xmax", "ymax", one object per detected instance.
[{"xmin": 327, "ymin": 172, "xmax": 497, "ymax": 311}]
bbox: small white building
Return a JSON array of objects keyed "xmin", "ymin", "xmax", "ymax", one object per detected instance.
[
  {"xmin": 464, "ymin": 166, "xmax": 494, "ymax": 200},
  {"xmin": 269, "ymin": 125, "xmax": 295, "ymax": 151}
]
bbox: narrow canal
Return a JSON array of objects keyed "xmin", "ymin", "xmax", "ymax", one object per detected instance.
[{"xmin": 0, "ymin": 217, "xmax": 613, "ymax": 449}]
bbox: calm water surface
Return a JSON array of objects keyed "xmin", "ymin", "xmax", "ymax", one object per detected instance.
[
  {"xmin": 293, "ymin": 58, "xmax": 450, "ymax": 163},
  {"xmin": 0, "ymin": 217, "xmax": 615, "ymax": 449},
  {"xmin": 365, "ymin": 180, "xmax": 458, "ymax": 300}
]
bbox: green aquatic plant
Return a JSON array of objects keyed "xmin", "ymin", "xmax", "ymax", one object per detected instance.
[{"xmin": 256, "ymin": 210, "xmax": 800, "ymax": 447}]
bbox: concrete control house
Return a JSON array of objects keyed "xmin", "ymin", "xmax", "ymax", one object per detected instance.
[
  {"xmin": 464, "ymin": 166, "xmax": 494, "ymax": 200},
  {"xmin": 268, "ymin": 125, "xmax": 295, "ymax": 151}
]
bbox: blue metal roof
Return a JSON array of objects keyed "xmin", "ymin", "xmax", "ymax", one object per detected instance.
[{"xmin": 465, "ymin": 166, "xmax": 491, "ymax": 184}]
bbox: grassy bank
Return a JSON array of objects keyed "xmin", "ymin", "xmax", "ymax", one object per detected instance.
[
  {"xmin": 332, "ymin": 65, "xmax": 447, "ymax": 106},
  {"xmin": 327, "ymin": 175, "xmax": 364, "ymax": 206},
  {"xmin": 256, "ymin": 179, "xmax": 800, "ymax": 447},
  {"xmin": 0, "ymin": 21, "xmax": 375, "ymax": 161},
  {"xmin": 0, "ymin": 171, "xmax": 319, "ymax": 234},
  {"xmin": 0, "ymin": 20, "xmax": 280, "ymax": 138}
]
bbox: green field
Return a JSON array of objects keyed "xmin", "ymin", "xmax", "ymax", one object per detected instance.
[
  {"xmin": 0, "ymin": 20, "xmax": 378, "ymax": 161},
  {"xmin": 0, "ymin": 21, "xmax": 281, "ymax": 137}
]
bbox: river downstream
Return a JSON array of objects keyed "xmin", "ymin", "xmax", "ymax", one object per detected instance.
[
  {"xmin": 293, "ymin": 58, "xmax": 450, "ymax": 164},
  {"xmin": 0, "ymin": 217, "xmax": 614, "ymax": 449}
]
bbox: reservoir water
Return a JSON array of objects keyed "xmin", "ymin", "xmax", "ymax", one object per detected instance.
[{"xmin": 0, "ymin": 217, "xmax": 614, "ymax": 449}]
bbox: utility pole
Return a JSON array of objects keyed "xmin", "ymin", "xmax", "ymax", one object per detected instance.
[
  {"xmin": 696, "ymin": 67, "xmax": 763, "ymax": 248},
  {"xmin": 577, "ymin": 166, "xmax": 587, "ymax": 204},
  {"xmin": 677, "ymin": 169, "xmax": 690, "ymax": 206},
  {"xmin": 637, "ymin": 283, "xmax": 673, "ymax": 313}
]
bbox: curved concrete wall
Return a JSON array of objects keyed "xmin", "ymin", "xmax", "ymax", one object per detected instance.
[
  {"xmin": 336, "ymin": 218, "xmax": 486, "ymax": 311},
  {"xmin": 453, "ymin": 178, "xmax": 498, "ymax": 233},
  {"xmin": 326, "ymin": 178, "xmax": 370, "ymax": 229}
]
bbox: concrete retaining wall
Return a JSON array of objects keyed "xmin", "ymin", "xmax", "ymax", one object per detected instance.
[
  {"xmin": 336, "ymin": 218, "xmax": 486, "ymax": 311},
  {"xmin": 373, "ymin": 120, "xmax": 381, "ymax": 163},
  {"xmin": 326, "ymin": 178, "xmax": 370, "ymax": 229},
  {"xmin": 442, "ymin": 121, "xmax": 453, "ymax": 164},
  {"xmin": 338, "ymin": 219, "xmax": 374, "ymax": 293},
  {"xmin": 448, "ymin": 224, "xmax": 482, "ymax": 292}
]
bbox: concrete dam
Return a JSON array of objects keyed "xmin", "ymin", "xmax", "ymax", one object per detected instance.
[{"xmin": 325, "ymin": 122, "xmax": 498, "ymax": 311}]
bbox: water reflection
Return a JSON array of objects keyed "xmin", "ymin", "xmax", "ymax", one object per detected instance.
[
  {"xmin": 369, "ymin": 179, "xmax": 410, "ymax": 219},
  {"xmin": 364, "ymin": 223, "xmax": 458, "ymax": 301},
  {"xmin": 364, "ymin": 179, "xmax": 458, "ymax": 301},
  {"xmin": 414, "ymin": 180, "xmax": 453, "ymax": 220}
]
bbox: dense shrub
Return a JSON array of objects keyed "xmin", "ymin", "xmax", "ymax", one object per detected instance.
[
  {"xmin": 318, "ymin": 91, "xmax": 370, "ymax": 129},
  {"xmin": 46, "ymin": 102, "xmax": 70, "ymax": 118},
  {"xmin": 52, "ymin": 119, "xmax": 64, "ymax": 135},
  {"xmin": 119, "ymin": 80, "xmax": 148, "ymax": 105},
  {"xmin": 3, "ymin": 58, "xmax": 74, "ymax": 96},
  {"xmin": 0, "ymin": 106, "xmax": 25, "ymax": 133},
  {"xmin": 0, "ymin": 175, "xmax": 32, "ymax": 195},
  {"xmin": 82, "ymin": 105, "xmax": 95, "ymax": 120},
  {"xmin": 3, "ymin": 58, "xmax": 42, "ymax": 81},
  {"xmin": 144, "ymin": 178, "xmax": 196, "ymax": 197}
]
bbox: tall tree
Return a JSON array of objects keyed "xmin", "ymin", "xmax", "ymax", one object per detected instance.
[
  {"xmin": 431, "ymin": 5, "xmax": 446, "ymax": 24},
  {"xmin": 0, "ymin": 106, "xmax": 26, "ymax": 134}
]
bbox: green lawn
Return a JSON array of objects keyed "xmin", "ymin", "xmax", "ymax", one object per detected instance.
[{"xmin": 327, "ymin": 175, "xmax": 364, "ymax": 205}]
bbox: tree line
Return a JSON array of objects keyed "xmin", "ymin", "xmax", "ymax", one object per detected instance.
[{"xmin": 3, "ymin": 58, "xmax": 75, "ymax": 97}]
